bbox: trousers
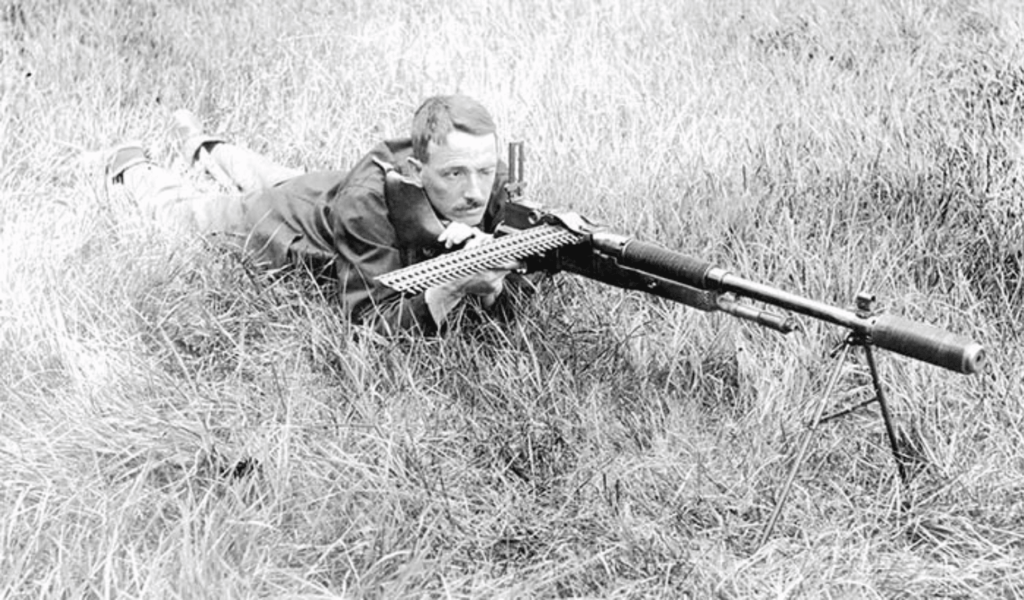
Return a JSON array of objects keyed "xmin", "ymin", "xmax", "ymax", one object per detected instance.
[{"xmin": 120, "ymin": 142, "xmax": 303, "ymax": 237}]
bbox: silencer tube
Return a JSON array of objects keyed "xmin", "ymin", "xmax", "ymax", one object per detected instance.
[{"xmin": 869, "ymin": 314, "xmax": 985, "ymax": 374}]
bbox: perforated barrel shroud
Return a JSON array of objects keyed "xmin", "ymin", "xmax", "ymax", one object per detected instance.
[{"xmin": 377, "ymin": 224, "xmax": 583, "ymax": 293}]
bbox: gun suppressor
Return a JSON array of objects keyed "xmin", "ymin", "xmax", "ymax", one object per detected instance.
[
  {"xmin": 868, "ymin": 315, "xmax": 985, "ymax": 375},
  {"xmin": 597, "ymin": 234, "xmax": 986, "ymax": 375}
]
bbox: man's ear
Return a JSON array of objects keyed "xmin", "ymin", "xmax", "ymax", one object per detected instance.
[{"xmin": 406, "ymin": 156, "xmax": 424, "ymax": 183}]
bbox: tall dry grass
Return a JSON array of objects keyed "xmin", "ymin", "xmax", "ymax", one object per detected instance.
[{"xmin": 2, "ymin": 0, "xmax": 1023, "ymax": 597}]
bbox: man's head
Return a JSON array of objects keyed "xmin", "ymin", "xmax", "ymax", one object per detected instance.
[{"xmin": 407, "ymin": 95, "xmax": 499, "ymax": 226}]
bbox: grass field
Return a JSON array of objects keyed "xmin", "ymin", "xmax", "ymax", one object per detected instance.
[{"xmin": 3, "ymin": 0, "xmax": 1024, "ymax": 597}]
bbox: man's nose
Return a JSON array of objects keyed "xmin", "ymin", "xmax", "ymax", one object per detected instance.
[{"xmin": 464, "ymin": 173, "xmax": 485, "ymax": 201}]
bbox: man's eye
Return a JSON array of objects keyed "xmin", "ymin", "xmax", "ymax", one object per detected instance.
[{"xmin": 443, "ymin": 169, "xmax": 464, "ymax": 179}]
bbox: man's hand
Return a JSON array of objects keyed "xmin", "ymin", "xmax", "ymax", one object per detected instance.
[
  {"xmin": 436, "ymin": 222, "xmax": 521, "ymax": 270},
  {"xmin": 424, "ymin": 224, "xmax": 519, "ymax": 325},
  {"xmin": 436, "ymin": 221, "xmax": 482, "ymax": 249}
]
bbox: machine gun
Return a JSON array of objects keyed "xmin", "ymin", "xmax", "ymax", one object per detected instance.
[{"xmin": 378, "ymin": 142, "xmax": 986, "ymax": 542}]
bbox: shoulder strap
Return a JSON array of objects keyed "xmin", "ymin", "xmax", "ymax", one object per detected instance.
[{"xmin": 375, "ymin": 158, "xmax": 447, "ymax": 267}]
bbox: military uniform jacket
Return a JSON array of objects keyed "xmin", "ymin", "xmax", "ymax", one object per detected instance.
[{"xmin": 240, "ymin": 137, "xmax": 509, "ymax": 334}]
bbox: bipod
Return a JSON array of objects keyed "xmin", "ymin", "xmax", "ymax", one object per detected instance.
[{"xmin": 758, "ymin": 293, "xmax": 912, "ymax": 546}]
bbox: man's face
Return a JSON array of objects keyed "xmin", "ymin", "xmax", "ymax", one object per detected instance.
[{"xmin": 410, "ymin": 130, "xmax": 498, "ymax": 226}]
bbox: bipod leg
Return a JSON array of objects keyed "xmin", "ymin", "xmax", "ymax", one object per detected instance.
[
  {"xmin": 847, "ymin": 291, "xmax": 910, "ymax": 485},
  {"xmin": 759, "ymin": 342, "xmax": 851, "ymax": 547},
  {"xmin": 861, "ymin": 343, "xmax": 909, "ymax": 485}
]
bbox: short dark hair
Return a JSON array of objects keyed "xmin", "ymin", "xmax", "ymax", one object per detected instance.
[{"xmin": 411, "ymin": 95, "xmax": 496, "ymax": 162}]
